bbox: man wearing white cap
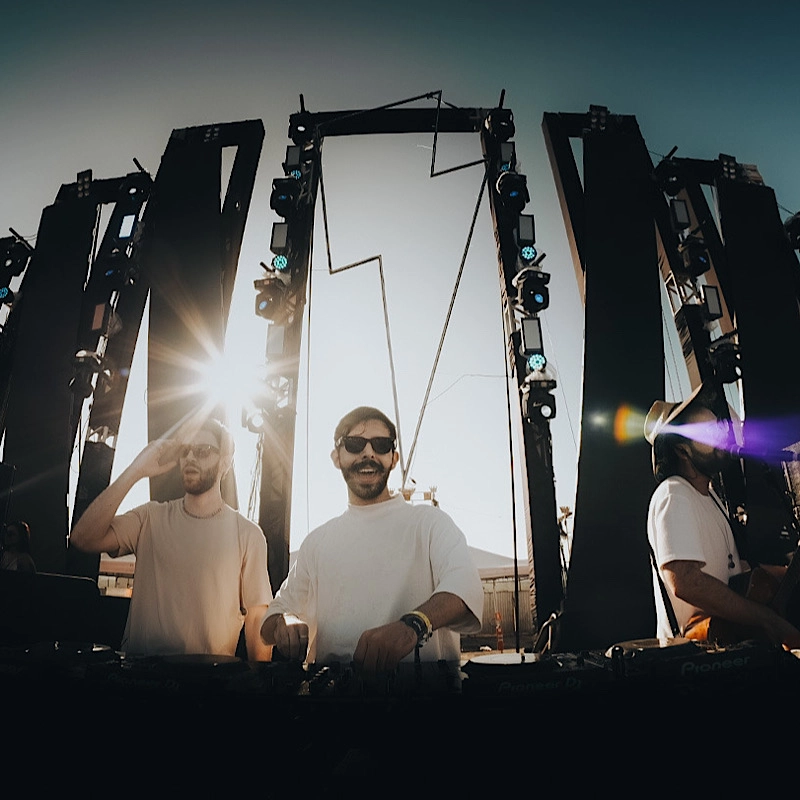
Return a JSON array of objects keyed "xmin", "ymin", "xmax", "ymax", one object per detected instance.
[{"xmin": 644, "ymin": 387, "xmax": 800, "ymax": 649}]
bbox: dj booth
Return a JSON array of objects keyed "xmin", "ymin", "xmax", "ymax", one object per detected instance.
[{"xmin": 2, "ymin": 572, "xmax": 799, "ymax": 787}]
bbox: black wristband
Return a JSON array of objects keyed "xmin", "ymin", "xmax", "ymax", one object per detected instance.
[{"xmin": 400, "ymin": 612, "xmax": 431, "ymax": 646}]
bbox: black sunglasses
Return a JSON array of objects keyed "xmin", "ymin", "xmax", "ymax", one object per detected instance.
[
  {"xmin": 180, "ymin": 444, "xmax": 220, "ymax": 460},
  {"xmin": 335, "ymin": 436, "xmax": 395, "ymax": 455}
]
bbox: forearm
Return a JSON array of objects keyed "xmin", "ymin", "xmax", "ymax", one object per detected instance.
[
  {"xmin": 671, "ymin": 566, "xmax": 784, "ymax": 630},
  {"xmin": 413, "ymin": 591, "xmax": 472, "ymax": 632},
  {"xmin": 245, "ymin": 606, "xmax": 273, "ymax": 661},
  {"xmin": 69, "ymin": 464, "xmax": 141, "ymax": 553},
  {"xmin": 353, "ymin": 592, "xmax": 474, "ymax": 673},
  {"xmin": 260, "ymin": 612, "xmax": 281, "ymax": 645}
]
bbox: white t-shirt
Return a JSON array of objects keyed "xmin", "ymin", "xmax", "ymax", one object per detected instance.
[
  {"xmin": 266, "ymin": 494, "xmax": 483, "ymax": 664},
  {"xmin": 111, "ymin": 500, "xmax": 272, "ymax": 657},
  {"xmin": 647, "ymin": 476, "xmax": 743, "ymax": 639}
]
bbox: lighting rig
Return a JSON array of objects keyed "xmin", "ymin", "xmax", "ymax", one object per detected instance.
[
  {"xmin": 67, "ymin": 171, "xmax": 150, "ymax": 415},
  {"xmin": 493, "ymin": 141, "xmax": 557, "ymax": 426},
  {"xmin": 252, "ymin": 120, "xmax": 321, "ymax": 591},
  {"xmin": 249, "ymin": 143, "xmax": 317, "ymax": 432},
  {"xmin": 482, "ymin": 95, "xmax": 564, "ymax": 634},
  {"xmin": 255, "ymin": 144, "xmax": 314, "ymax": 326},
  {"xmin": 652, "ymin": 150, "xmax": 737, "ymax": 390}
]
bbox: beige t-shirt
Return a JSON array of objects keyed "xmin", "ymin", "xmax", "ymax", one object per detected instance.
[{"xmin": 111, "ymin": 500, "xmax": 272, "ymax": 656}]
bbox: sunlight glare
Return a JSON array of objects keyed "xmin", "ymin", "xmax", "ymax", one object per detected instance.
[
  {"xmin": 192, "ymin": 348, "xmax": 269, "ymax": 429},
  {"xmin": 613, "ymin": 405, "xmax": 647, "ymax": 444}
]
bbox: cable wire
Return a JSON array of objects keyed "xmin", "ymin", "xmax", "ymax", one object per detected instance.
[{"xmin": 402, "ymin": 167, "xmax": 489, "ymax": 487}]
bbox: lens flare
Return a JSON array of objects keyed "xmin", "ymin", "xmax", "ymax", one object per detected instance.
[{"xmin": 613, "ymin": 405, "xmax": 648, "ymax": 444}]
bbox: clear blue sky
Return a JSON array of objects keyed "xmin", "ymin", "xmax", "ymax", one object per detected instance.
[{"xmin": 2, "ymin": 1, "xmax": 798, "ymax": 557}]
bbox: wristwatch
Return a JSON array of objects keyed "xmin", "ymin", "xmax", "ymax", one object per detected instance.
[{"xmin": 400, "ymin": 610, "xmax": 433, "ymax": 646}]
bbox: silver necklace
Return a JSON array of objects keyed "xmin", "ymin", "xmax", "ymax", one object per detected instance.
[{"xmin": 182, "ymin": 498, "xmax": 223, "ymax": 519}]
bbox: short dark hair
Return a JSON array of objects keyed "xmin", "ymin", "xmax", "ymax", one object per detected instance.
[
  {"xmin": 199, "ymin": 418, "xmax": 234, "ymax": 460},
  {"xmin": 334, "ymin": 406, "xmax": 397, "ymax": 444},
  {"xmin": 652, "ymin": 400, "xmax": 713, "ymax": 484}
]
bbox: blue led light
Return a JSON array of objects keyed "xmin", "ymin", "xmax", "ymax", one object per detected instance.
[
  {"xmin": 500, "ymin": 162, "xmax": 511, "ymax": 172},
  {"xmin": 289, "ymin": 169, "xmax": 302, "ymax": 180},
  {"xmin": 272, "ymin": 254, "xmax": 289, "ymax": 271},
  {"xmin": 521, "ymin": 245, "xmax": 538, "ymax": 262},
  {"xmin": 533, "ymin": 292, "xmax": 545, "ymax": 305},
  {"xmin": 527, "ymin": 353, "xmax": 547, "ymax": 372},
  {"xmin": 0, "ymin": 287, "xmax": 9, "ymax": 299}
]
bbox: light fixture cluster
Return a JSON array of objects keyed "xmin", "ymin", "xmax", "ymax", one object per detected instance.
[
  {"xmin": 256, "ymin": 144, "xmax": 313, "ymax": 322},
  {"xmin": 68, "ymin": 171, "xmax": 151, "ymax": 401},
  {"xmin": 486, "ymin": 104, "xmax": 555, "ymax": 423}
]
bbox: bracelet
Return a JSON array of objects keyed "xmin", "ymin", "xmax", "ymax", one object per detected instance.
[{"xmin": 400, "ymin": 610, "xmax": 433, "ymax": 645}]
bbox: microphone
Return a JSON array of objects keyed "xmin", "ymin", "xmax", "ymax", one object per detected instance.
[{"xmin": 729, "ymin": 445, "xmax": 800, "ymax": 462}]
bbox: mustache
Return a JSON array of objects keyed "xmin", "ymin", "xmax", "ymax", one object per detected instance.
[{"xmin": 344, "ymin": 459, "xmax": 387, "ymax": 475}]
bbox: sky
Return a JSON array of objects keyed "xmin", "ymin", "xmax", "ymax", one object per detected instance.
[{"xmin": 1, "ymin": 1, "xmax": 799, "ymax": 559}]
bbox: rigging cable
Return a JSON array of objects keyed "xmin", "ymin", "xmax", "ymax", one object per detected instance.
[
  {"xmin": 402, "ymin": 167, "xmax": 489, "ymax": 487},
  {"xmin": 316, "ymin": 137, "xmax": 406, "ymax": 476}
]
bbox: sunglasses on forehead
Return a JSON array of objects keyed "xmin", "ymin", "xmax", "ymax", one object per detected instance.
[
  {"xmin": 335, "ymin": 436, "xmax": 396, "ymax": 455},
  {"xmin": 179, "ymin": 444, "xmax": 220, "ymax": 460}
]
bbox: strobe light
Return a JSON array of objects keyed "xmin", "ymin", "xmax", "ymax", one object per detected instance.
[
  {"xmin": 269, "ymin": 221, "xmax": 292, "ymax": 275},
  {"xmin": 517, "ymin": 214, "xmax": 538, "ymax": 265},
  {"xmin": 702, "ymin": 285, "xmax": 723, "ymax": 321},
  {"xmin": 520, "ymin": 316, "xmax": 546, "ymax": 373}
]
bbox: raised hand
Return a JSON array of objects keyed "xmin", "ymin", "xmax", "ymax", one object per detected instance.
[{"xmin": 130, "ymin": 439, "xmax": 181, "ymax": 479}]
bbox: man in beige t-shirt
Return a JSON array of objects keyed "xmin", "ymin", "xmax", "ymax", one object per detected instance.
[{"xmin": 71, "ymin": 418, "xmax": 272, "ymax": 660}]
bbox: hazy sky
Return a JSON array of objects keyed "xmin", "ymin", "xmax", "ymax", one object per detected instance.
[{"xmin": 2, "ymin": 1, "xmax": 798, "ymax": 558}]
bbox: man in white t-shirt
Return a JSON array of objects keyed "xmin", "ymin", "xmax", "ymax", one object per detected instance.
[
  {"xmin": 644, "ymin": 388, "xmax": 800, "ymax": 649},
  {"xmin": 260, "ymin": 406, "xmax": 483, "ymax": 672},
  {"xmin": 70, "ymin": 417, "xmax": 272, "ymax": 660}
]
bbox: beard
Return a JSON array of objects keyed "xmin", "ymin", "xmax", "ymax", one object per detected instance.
[
  {"xmin": 341, "ymin": 459, "xmax": 390, "ymax": 501},
  {"xmin": 690, "ymin": 447, "xmax": 731, "ymax": 478},
  {"xmin": 182, "ymin": 463, "xmax": 218, "ymax": 495}
]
